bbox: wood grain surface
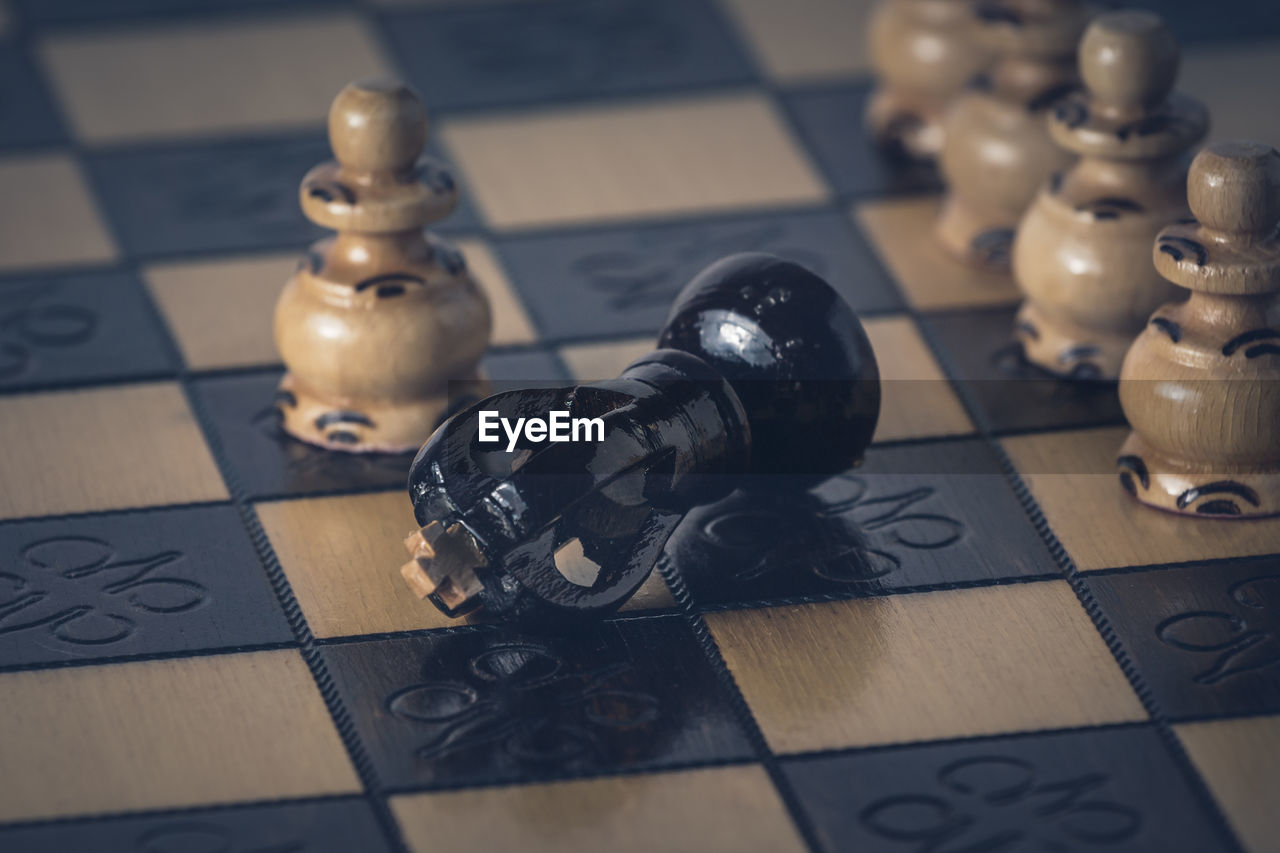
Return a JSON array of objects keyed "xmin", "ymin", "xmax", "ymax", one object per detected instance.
[
  {"xmin": 442, "ymin": 93, "xmax": 827, "ymax": 230},
  {"xmin": 391, "ymin": 764, "xmax": 804, "ymax": 853},
  {"xmin": 456, "ymin": 238, "xmax": 537, "ymax": 347},
  {"xmin": 258, "ymin": 489, "xmax": 672, "ymax": 638},
  {"xmin": 0, "ymin": 382, "xmax": 228, "ymax": 520},
  {"xmin": 146, "ymin": 253, "xmax": 294, "ymax": 370},
  {"xmin": 559, "ymin": 338, "xmax": 656, "ymax": 382},
  {"xmin": 257, "ymin": 490, "xmax": 449, "ymax": 637},
  {"xmin": 862, "ymin": 314, "xmax": 973, "ymax": 442},
  {"xmin": 722, "ymin": 0, "xmax": 875, "ymax": 82},
  {"xmin": 0, "ymin": 649, "xmax": 360, "ymax": 822},
  {"xmin": 39, "ymin": 13, "xmax": 389, "ymax": 142},
  {"xmin": 707, "ymin": 579, "xmax": 1146, "ymax": 753},
  {"xmin": 0, "ymin": 154, "xmax": 115, "ymax": 273},
  {"xmin": 1004, "ymin": 426, "xmax": 1280, "ymax": 570},
  {"xmin": 856, "ymin": 197, "xmax": 1020, "ymax": 311},
  {"xmin": 1176, "ymin": 714, "xmax": 1280, "ymax": 853}
]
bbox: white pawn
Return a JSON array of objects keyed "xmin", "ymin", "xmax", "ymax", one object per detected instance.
[
  {"xmin": 935, "ymin": 0, "xmax": 1092, "ymax": 270},
  {"xmin": 1012, "ymin": 11, "xmax": 1207, "ymax": 379},
  {"xmin": 865, "ymin": 0, "xmax": 991, "ymax": 162},
  {"xmin": 274, "ymin": 78, "xmax": 491, "ymax": 453},
  {"xmin": 1118, "ymin": 141, "xmax": 1280, "ymax": 518}
]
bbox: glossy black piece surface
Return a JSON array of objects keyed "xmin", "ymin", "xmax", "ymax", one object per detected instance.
[
  {"xmin": 664, "ymin": 439, "xmax": 1054, "ymax": 607},
  {"xmin": 658, "ymin": 253, "xmax": 880, "ymax": 476},
  {"xmin": 406, "ymin": 253, "xmax": 880, "ymax": 623}
]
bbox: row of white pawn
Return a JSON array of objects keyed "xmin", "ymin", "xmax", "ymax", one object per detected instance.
[{"xmin": 868, "ymin": 1, "xmax": 1280, "ymax": 517}]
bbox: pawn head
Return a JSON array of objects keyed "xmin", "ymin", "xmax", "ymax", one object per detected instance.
[
  {"xmin": 658, "ymin": 253, "xmax": 881, "ymax": 478},
  {"xmin": 1188, "ymin": 140, "xmax": 1280, "ymax": 236},
  {"xmin": 328, "ymin": 77, "xmax": 427, "ymax": 174},
  {"xmin": 974, "ymin": 0, "xmax": 1091, "ymax": 58},
  {"xmin": 1080, "ymin": 11, "xmax": 1178, "ymax": 113}
]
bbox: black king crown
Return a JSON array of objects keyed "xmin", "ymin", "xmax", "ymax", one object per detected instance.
[{"xmin": 401, "ymin": 253, "xmax": 882, "ymax": 623}]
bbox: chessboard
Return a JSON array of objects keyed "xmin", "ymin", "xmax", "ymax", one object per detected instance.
[{"xmin": 1, "ymin": 0, "xmax": 1279, "ymax": 851}]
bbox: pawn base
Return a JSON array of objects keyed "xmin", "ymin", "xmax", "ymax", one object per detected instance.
[
  {"xmin": 866, "ymin": 89, "xmax": 944, "ymax": 163},
  {"xmin": 1116, "ymin": 434, "xmax": 1280, "ymax": 519},
  {"xmin": 275, "ymin": 373, "xmax": 489, "ymax": 454},
  {"xmin": 1014, "ymin": 301, "xmax": 1131, "ymax": 381},
  {"xmin": 934, "ymin": 194, "xmax": 1015, "ymax": 273}
]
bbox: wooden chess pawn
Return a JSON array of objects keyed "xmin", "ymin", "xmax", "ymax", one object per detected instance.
[
  {"xmin": 274, "ymin": 78, "xmax": 491, "ymax": 453},
  {"xmin": 1117, "ymin": 140, "xmax": 1280, "ymax": 518},
  {"xmin": 1012, "ymin": 11, "xmax": 1207, "ymax": 379},
  {"xmin": 865, "ymin": 0, "xmax": 991, "ymax": 162},
  {"xmin": 935, "ymin": 0, "xmax": 1093, "ymax": 270}
]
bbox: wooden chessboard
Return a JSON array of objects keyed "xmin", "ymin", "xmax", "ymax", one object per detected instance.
[{"xmin": 1, "ymin": 0, "xmax": 1279, "ymax": 850}]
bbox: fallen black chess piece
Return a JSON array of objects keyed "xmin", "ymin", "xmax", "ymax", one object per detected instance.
[{"xmin": 400, "ymin": 252, "xmax": 881, "ymax": 623}]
